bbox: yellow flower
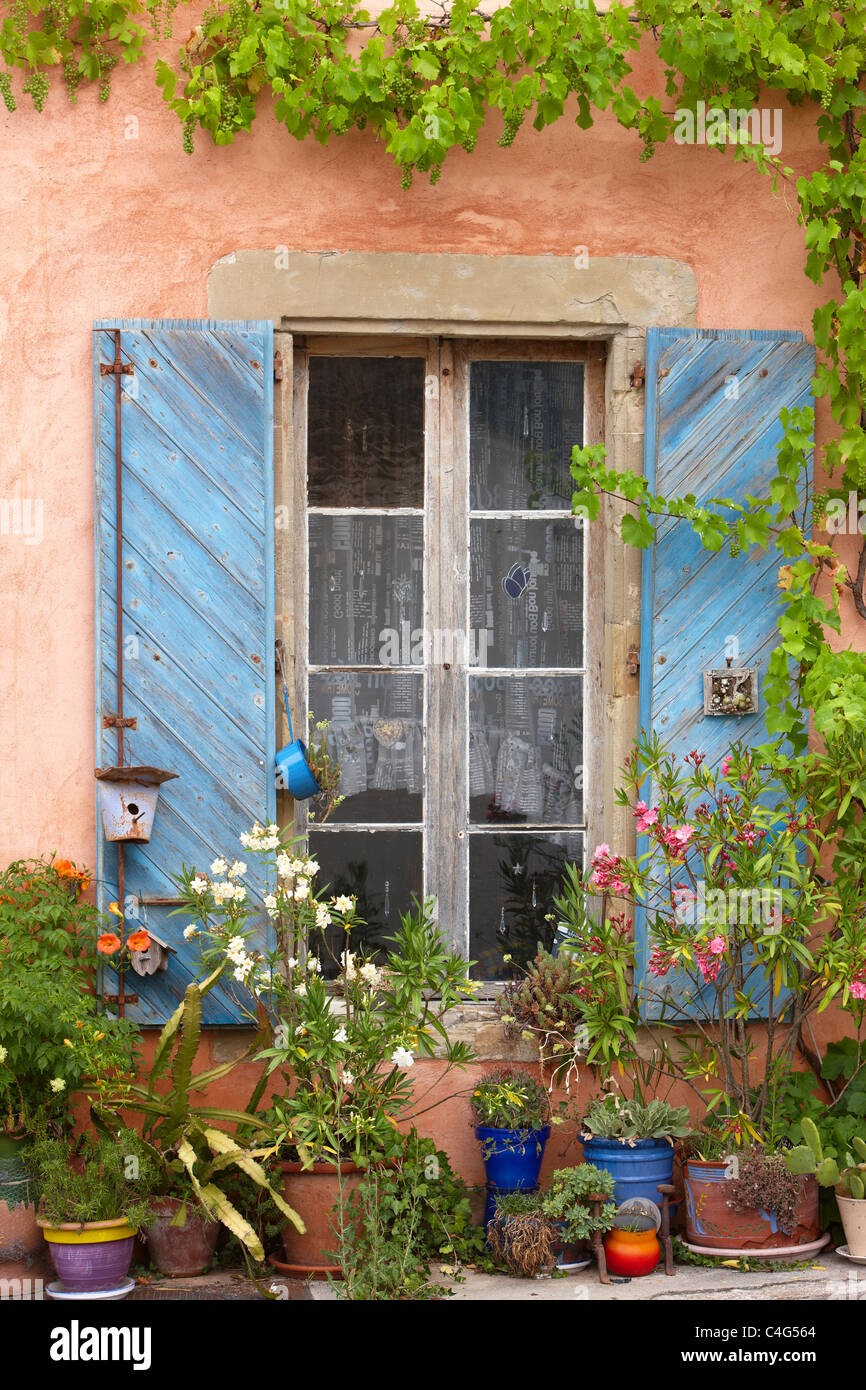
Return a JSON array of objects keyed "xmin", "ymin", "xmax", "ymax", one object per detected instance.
[
  {"xmin": 63, "ymin": 1038, "xmax": 73, "ymax": 1048},
  {"xmin": 94, "ymin": 1031, "xmax": 105, "ymax": 1041},
  {"xmin": 108, "ymin": 901, "xmax": 123, "ymax": 917}
]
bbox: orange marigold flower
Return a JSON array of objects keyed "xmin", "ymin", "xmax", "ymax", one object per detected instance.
[
  {"xmin": 97, "ymin": 932, "xmax": 122, "ymax": 955},
  {"xmin": 126, "ymin": 931, "xmax": 151, "ymax": 953}
]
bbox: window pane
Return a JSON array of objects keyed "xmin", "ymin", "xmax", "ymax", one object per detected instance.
[
  {"xmin": 309, "ymin": 514, "xmax": 424, "ymax": 665},
  {"xmin": 469, "ymin": 675, "xmax": 583, "ymax": 825},
  {"xmin": 469, "ymin": 832, "xmax": 583, "ymax": 980},
  {"xmin": 307, "ymin": 356, "xmax": 425, "ymax": 507},
  {"xmin": 470, "ymin": 361, "xmax": 583, "ymax": 510},
  {"xmin": 309, "ymin": 672, "xmax": 423, "ymax": 823},
  {"xmin": 308, "ymin": 830, "xmax": 423, "ymax": 972},
  {"xmin": 470, "ymin": 517, "xmax": 583, "ymax": 668}
]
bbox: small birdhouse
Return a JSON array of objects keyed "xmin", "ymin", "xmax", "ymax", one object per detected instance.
[
  {"xmin": 94, "ymin": 765, "xmax": 178, "ymax": 842},
  {"xmin": 128, "ymin": 930, "xmax": 174, "ymax": 977}
]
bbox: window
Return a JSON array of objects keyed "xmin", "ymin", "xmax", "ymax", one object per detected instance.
[{"xmin": 286, "ymin": 337, "xmax": 604, "ymax": 981}]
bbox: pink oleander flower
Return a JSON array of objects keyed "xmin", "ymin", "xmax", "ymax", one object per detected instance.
[
  {"xmin": 635, "ymin": 804, "xmax": 659, "ymax": 833},
  {"xmin": 850, "ymin": 980, "xmax": 866, "ymax": 1001},
  {"xmin": 592, "ymin": 843, "xmax": 611, "ymax": 863},
  {"xmin": 708, "ymin": 935, "xmax": 727, "ymax": 955},
  {"xmin": 720, "ymin": 756, "xmax": 732, "ymax": 778}
]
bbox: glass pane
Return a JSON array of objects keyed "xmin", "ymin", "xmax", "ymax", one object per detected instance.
[
  {"xmin": 470, "ymin": 361, "xmax": 583, "ymax": 510},
  {"xmin": 470, "ymin": 517, "xmax": 583, "ymax": 668},
  {"xmin": 308, "ymin": 830, "xmax": 423, "ymax": 973},
  {"xmin": 309, "ymin": 672, "xmax": 423, "ymax": 823},
  {"xmin": 307, "ymin": 356, "xmax": 425, "ymax": 507},
  {"xmin": 469, "ymin": 832, "xmax": 583, "ymax": 980},
  {"xmin": 469, "ymin": 675, "xmax": 583, "ymax": 825},
  {"xmin": 309, "ymin": 514, "xmax": 424, "ymax": 665}
]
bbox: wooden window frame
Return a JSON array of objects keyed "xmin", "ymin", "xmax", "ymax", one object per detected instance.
[{"xmin": 280, "ymin": 334, "xmax": 605, "ymax": 978}]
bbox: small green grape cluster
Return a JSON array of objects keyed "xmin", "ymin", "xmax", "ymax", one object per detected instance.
[
  {"xmin": 461, "ymin": 130, "xmax": 477, "ymax": 152},
  {"xmin": 400, "ymin": 164, "xmax": 414, "ymax": 189},
  {"xmin": 62, "ymin": 56, "xmax": 81, "ymax": 101},
  {"xmin": 497, "ymin": 108, "xmax": 524, "ymax": 147},
  {"xmin": 812, "ymin": 490, "xmax": 829, "ymax": 524},
  {"xmin": 22, "ymin": 69, "xmax": 50, "ymax": 112},
  {"xmin": 183, "ymin": 114, "xmax": 196, "ymax": 154},
  {"xmin": 0, "ymin": 71, "xmax": 15, "ymax": 113},
  {"xmin": 429, "ymin": 162, "xmax": 441, "ymax": 184}
]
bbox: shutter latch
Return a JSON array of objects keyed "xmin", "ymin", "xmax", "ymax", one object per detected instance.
[
  {"xmin": 630, "ymin": 362, "xmax": 645, "ymax": 389},
  {"xmin": 626, "ymin": 643, "xmax": 640, "ymax": 676}
]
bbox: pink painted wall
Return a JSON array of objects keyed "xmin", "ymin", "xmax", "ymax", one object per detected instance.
[{"xmin": 1, "ymin": 32, "xmax": 858, "ymax": 1177}]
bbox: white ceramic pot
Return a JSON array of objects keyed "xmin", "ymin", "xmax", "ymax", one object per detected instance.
[{"xmin": 837, "ymin": 1193, "xmax": 866, "ymax": 1258}]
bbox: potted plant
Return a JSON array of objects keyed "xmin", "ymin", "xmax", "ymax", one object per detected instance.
[
  {"xmin": 99, "ymin": 970, "xmax": 301, "ymax": 1277},
  {"xmin": 176, "ymin": 826, "xmax": 478, "ymax": 1277},
  {"xmin": 579, "ymin": 1085, "xmax": 691, "ymax": 1206},
  {"xmin": 0, "ymin": 855, "xmax": 141, "ymax": 1267},
  {"xmin": 540, "ymin": 1162, "xmax": 616, "ymax": 1269},
  {"xmin": 487, "ymin": 1190, "xmax": 556, "ymax": 1277},
  {"xmin": 785, "ymin": 1118, "xmax": 866, "ymax": 1257},
  {"xmin": 470, "ymin": 1067, "xmax": 552, "ymax": 1224},
  {"xmin": 603, "ymin": 1209, "xmax": 661, "ymax": 1277},
  {"xmin": 683, "ymin": 1136, "xmax": 820, "ymax": 1253},
  {"xmin": 28, "ymin": 1123, "xmax": 158, "ymax": 1294}
]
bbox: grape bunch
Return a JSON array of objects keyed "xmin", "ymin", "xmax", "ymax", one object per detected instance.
[
  {"xmin": 22, "ymin": 70, "xmax": 50, "ymax": 112},
  {"xmin": 0, "ymin": 71, "xmax": 15, "ymax": 113},
  {"xmin": 183, "ymin": 114, "xmax": 196, "ymax": 154},
  {"xmin": 497, "ymin": 107, "xmax": 524, "ymax": 147}
]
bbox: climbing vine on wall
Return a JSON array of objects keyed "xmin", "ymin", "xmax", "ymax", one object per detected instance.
[{"xmin": 2, "ymin": 1, "xmax": 866, "ymax": 779}]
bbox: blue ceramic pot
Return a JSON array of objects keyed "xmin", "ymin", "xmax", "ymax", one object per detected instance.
[{"xmin": 579, "ymin": 1134, "xmax": 675, "ymax": 1206}]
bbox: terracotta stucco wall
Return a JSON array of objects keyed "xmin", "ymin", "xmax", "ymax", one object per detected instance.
[{"xmin": 2, "ymin": 29, "xmax": 859, "ymax": 1178}]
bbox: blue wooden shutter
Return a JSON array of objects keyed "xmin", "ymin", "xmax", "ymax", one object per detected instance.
[
  {"xmin": 635, "ymin": 328, "xmax": 814, "ymax": 1017},
  {"xmin": 94, "ymin": 320, "xmax": 276, "ymax": 1025}
]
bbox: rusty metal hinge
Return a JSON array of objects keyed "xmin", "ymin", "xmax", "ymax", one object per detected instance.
[
  {"xmin": 102, "ymin": 991, "xmax": 139, "ymax": 1006},
  {"xmin": 274, "ymin": 351, "xmax": 284, "ymax": 381},
  {"xmin": 102, "ymin": 714, "xmax": 137, "ymax": 730},
  {"xmin": 626, "ymin": 643, "xmax": 640, "ymax": 676},
  {"xmin": 100, "ymin": 361, "xmax": 134, "ymax": 377},
  {"xmin": 631, "ymin": 362, "xmax": 645, "ymax": 389}
]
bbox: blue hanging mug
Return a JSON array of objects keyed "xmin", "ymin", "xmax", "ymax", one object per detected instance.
[{"xmin": 275, "ymin": 642, "xmax": 321, "ymax": 801}]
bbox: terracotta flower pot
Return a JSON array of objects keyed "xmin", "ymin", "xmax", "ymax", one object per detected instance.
[
  {"xmin": 0, "ymin": 1135, "xmax": 43, "ymax": 1265},
  {"xmin": 836, "ymin": 1193, "xmax": 866, "ymax": 1259},
  {"xmin": 145, "ymin": 1198, "xmax": 219, "ymax": 1277},
  {"xmin": 277, "ymin": 1160, "xmax": 365, "ymax": 1278},
  {"xmin": 37, "ymin": 1217, "xmax": 136, "ymax": 1292},
  {"xmin": 683, "ymin": 1159, "xmax": 820, "ymax": 1250}
]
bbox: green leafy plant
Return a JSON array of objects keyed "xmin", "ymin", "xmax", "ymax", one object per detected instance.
[
  {"xmin": 331, "ymin": 1132, "xmax": 488, "ymax": 1299},
  {"xmin": 178, "ymin": 826, "xmax": 478, "ymax": 1168},
  {"xmin": 581, "ymin": 1092, "xmax": 692, "ymax": 1144},
  {"xmin": 572, "ymin": 736, "xmax": 866, "ymax": 1143},
  {"xmin": 26, "ymin": 1122, "xmax": 159, "ymax": 1228},
  {"xmin": 0, "ymin": 855, "xmax": 140, "ymax": 1132},
  {"xmin": 304, "ymin": 713, "xmax": 345, "ymax": 824},
  {"xmin": 540, "ymin": 1163, "xmax": 616, "ymax": 1244},
  {"xmin": 99, "ymin": 969, "xmax": 302, "ymax": 1262},
  {"xmin": 470, "ymin": 1066, "xmax": 551, "ymax": 1133}
]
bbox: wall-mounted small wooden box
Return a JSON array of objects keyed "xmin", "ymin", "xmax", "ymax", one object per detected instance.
[{"xmin": 703, "ymin": 667, "xmax": 759, "ymax": 717}]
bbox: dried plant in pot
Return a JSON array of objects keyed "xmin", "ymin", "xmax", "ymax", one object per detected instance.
[
  {"xmin": 684, "ymin": 1139, "xmax": 820, "ymax": 1253},
  {"xmin": 487, "ymin": 1191, "xmax": 556, "ymax": 1278}
]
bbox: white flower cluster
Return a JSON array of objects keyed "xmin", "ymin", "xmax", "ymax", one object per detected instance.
[
  {"xmin": 332, "ymin": 895, "xmax": 355, "ymax": 915},
  {"xmin": 340, "ymin": 952, "xmax": 381, "ymax": 990},
  {"xmin": 225, "ymin": 933, "xmax": 256, "ymax": 982},
  {"xmin": 390, "ymin": 1047, "xmax": 414, "ymax": 1070},
  {"xmin": 240, "ymin": 822, "xmax": 281, "ymax": 852},
  {"xmin": 212, "ymin": 880, "xmax": 247, "ymax": 906}
]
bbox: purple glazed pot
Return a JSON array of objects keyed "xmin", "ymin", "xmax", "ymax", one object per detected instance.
[{"xmin": 38, "ymin": 1218, "xmax": 136, "ymax": 1293}]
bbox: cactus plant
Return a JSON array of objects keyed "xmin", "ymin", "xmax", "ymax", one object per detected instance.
[{"xmin": 784, "ymin": 1118, "xmax": 866, "ymax": 1199}]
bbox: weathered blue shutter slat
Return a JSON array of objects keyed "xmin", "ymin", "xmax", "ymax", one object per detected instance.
[
  {"xmin": 94, "ymin": 319, "xmax": 276, "ymax": 1026},
  {"xmin": 635, "ymin": 327, "xmax": 815, "ymax": 1019}
]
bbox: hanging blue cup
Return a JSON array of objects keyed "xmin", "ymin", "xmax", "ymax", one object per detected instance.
[{"xmin": 275, "ymin": 681, "xmax": 321, "ymax": 801}]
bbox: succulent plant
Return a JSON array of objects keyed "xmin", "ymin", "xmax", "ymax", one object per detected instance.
[{"xmin": 784, "ymin": 1116, "xmax": 866, "ymax": 1198}]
